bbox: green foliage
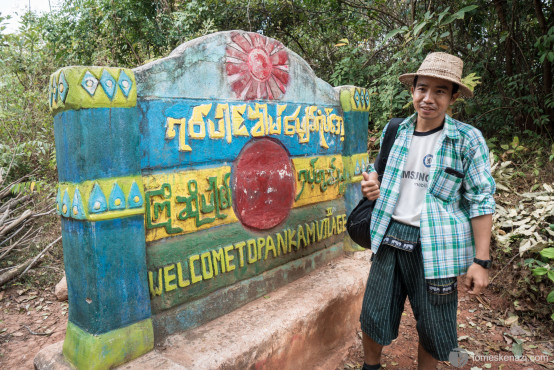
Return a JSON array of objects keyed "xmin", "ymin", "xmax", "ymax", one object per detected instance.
[
  {"xmin": 535, "ymin": 26, "xmax": 554, "ymax": 64},
  {"xmin": 0, "ymin": 13, "xmax": 56, "ymax": 186},
  {"xmin": 41, "ymin": 0, "xmax": 218, "ymax": 67},
  {"xmin": 529, "ymin": 247, "xmax": 554, "ymax": 320}
]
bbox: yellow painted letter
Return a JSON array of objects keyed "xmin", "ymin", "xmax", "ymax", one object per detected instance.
[
  {"xmin": 176, "ymin": 262, "xmax": 190, "ymax": 288},
  {"xmin": 212, "ymin": 248, "xmax": 226, "ymax": 276},
  {"xmin": 235, "ymin": 241, "xmax": 246, "ymax": 267},
  {"xmin": 189, "ymin": 255, "xmax": 203, "ymax": 284},
  {"xmin": 163, "ymin": 264, "xmax": 177, "ymax": 292},
  {"xmin": 189, "ymin": 104, "xmax": 211, "ymax": 139},
  {"xmin": 224, "ymin": 245, "xmax": 236, "ymax": 272},
  {"xmin": 148, "ymin": 269, "xmax": 163, "ymax": 296},
  {"xmin": 201, "ymin": 252, "xmax": 214, "ymax": 280},
  {"xmin": 247, "ymin": 239, "xmax": 258, "ymax": 264}
]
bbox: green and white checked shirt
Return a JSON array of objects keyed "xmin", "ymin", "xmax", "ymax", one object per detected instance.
[{"xmin": 369, "ymin": 113, "xmax": 496, "ymax": 279}]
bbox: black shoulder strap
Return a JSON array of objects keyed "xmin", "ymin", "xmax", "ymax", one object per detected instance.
[{"xmin": 374, "ymin": 118, "xmax": 403, "ymax": 183}]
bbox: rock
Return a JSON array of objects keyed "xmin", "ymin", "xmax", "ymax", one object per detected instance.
[{"xmin": 55, "ymin": 275, "xmax": 67, "ymax": 301}]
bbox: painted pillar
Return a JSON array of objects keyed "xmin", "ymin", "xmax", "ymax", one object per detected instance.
[
  {"xmin": 336, "ymin": 86, "xmax": 371, "ymax": 251},
  {"xmin": 49, "ymin": 67, "xmax": 153, "ymax": 369}
]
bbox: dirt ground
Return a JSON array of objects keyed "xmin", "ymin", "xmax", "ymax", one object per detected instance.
[
  {"xmin": 337, "ymin": 277, "xmax": 554, "ymax": 370},
  {"xmin": 1, "ymin": 269, "xmax": 553, "ymax": 370},
  {"xmin": 0, "ymin": 285, "xmax": 67, "ymax": 369}
]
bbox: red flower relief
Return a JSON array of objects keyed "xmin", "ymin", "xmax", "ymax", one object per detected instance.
[{"xmin": 225, "ymin": 32, "xmax": 289, "ymax": 100}]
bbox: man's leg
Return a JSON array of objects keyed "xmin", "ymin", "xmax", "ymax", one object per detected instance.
[
  {"xmin": 362, "ymin": 332, "xmax": 383, "ymax": 366},
  {"xmin": 418, "ymin": 342, "xmax": 438, "ymax": 369},
  {"xmin": 398, "ymin": 245, "xmax": 458, "ymax": 367},
  {"xmin": 360, "ymin": 245, "xmax": 406, "ymax": 369}
]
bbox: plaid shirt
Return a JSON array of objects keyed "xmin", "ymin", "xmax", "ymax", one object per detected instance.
[{"xmin": 370, "ymin": 113, "xmax": 496, "ymax": 279}]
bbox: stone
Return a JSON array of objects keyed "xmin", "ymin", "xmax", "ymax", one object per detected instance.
[{"xmin": 54, "ymin": 275, "xmax": 67, "ymax": 301}]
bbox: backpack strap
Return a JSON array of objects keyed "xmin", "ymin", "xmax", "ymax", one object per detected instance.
[{"xmin": 374, "ymin": 118, "xmax": 403, "ymax": 183}]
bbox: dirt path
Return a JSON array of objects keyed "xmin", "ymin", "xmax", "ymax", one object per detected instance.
[{"xmin": 338, "ymin": 277, "xmax": 554, "ymax": 370}]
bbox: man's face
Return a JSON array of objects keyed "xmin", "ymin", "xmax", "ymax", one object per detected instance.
[{"xmin": 411, "ymin": 76, "xmax": 459, "ymax": 124}]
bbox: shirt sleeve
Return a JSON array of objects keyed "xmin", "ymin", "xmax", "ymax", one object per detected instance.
[{"xmin": 462, "ymin": 131, "xmax": 496, "ymax": 218}]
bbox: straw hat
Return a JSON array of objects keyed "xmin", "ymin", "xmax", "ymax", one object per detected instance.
[{"xmin": 399, "ymin": 52, "xmax": 473, "ymax": 98}]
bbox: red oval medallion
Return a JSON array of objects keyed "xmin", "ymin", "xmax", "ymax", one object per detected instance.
[{"xmin": 232, "ymin": 138, "xmax": 295, "ymax": 230}]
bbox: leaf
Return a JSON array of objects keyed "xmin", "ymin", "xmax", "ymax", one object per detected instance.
[
  {"xmin": 413, "ymin": 21, "xmax": 428, "ymax": 36},
  {"xmin": 548, "ymin": 270, "xmax": 554, "ymax": 283},
  {"xmin": 531, "ymin": 267, "xmax": 548, "ymax": 276},
  {"xmin": 382, "ymin": 29, "xmax": 403, "ymax": 44},
  {"xmin": 540, "ymin": 248, "xmax": 554, "ymax": 259},
  {"xmin": 496, "ymin": 183, "xmax": 511, "ymax": 192},
  {"xmin": 461, "ymin": 72, "xmax": 481, "ymax": 92},
  {"xmin": 511, "ymin": 136, "xmax": 519, "ymax": 149},
  {"xmin": 335, "ymin": 38, "xmax": 349, "ymax": 47},
  {"xmin": 511, "ymin": 342, "xmax": 523, "ymax": 357},
  {"xmin": 547, "ymin": 290, "xmax": 554, "ymax": 303},
  {"xmin": 504, "ymin": 315, "xmax": 518, "ymax": 326},
  {"xmin": 458, "ymin": 5, "xmax": 479, "ymax": 14},
  {"xmin": 437, "ymin": 7, "xmax": 451, "ymax": 22}
]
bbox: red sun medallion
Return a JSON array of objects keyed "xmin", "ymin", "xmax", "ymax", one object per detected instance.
[
  {"xmin": 225, "ymin": 32, "xmax": 289, "ymax": 100},
  {"xmin": 232, "ymin": 139, "xmax": 296, "ymax": 231}
]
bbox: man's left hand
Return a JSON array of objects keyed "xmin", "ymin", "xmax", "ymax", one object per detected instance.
[{"xmin": 464, "ymin": 263, "xmax": 489, "ymax": 294}]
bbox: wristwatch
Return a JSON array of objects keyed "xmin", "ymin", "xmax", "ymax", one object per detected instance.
[{"xmin": 473, "ymin": 258, "xmax": 492, "ymax": 269}]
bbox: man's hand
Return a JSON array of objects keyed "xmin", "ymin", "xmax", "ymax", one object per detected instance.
[
  {"xmin": 464, "ymin": 263, "xmax": 489, "ymax": 294},
  {"xmin": 361, "ymin": 172, "xmax": 380, "ymax": 200}
]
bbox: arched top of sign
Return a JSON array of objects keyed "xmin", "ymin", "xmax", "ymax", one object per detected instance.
[{"xmin": 134, "ymin": 31, "xmax": 337, "ymax": 105}]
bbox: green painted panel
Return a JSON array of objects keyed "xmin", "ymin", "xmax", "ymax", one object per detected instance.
[
  {"xmin": 147, "ymin": 200, "xmax": 347, "ymax": 312},
  {"xmin": 152, "ymin": 243, "xmax": 343, "ymax": 337}
]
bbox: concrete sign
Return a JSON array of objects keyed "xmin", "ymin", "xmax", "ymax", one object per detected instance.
[{"xmin": 49, "ymin": 30, "xmax": 370, "ymax": 369}]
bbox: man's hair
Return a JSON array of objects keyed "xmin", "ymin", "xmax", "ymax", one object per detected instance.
[{"xmin": 413, "ymin": 75, "xmax": 459, "ymax": 96}]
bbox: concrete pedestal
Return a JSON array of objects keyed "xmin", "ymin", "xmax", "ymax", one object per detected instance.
[{"xmin": 35, "ymin": 251, "xmax": 371, "ymax": 369}]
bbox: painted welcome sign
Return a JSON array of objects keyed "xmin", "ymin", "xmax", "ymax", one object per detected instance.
[{"xmin": 49, "ymin": 31, "xmax": 370, "ymax": 369}]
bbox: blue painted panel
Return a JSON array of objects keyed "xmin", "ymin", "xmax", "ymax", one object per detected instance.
[
  {"xmin": 62, "ymin": 215, "xmax": 151, "ymax": 335},
  {"xmin": 344, "ymin": 182, "xmax": 363, "ymax": 215},
  {"xmin": 138, "ymin": 99, "xmax": 343, "ymax": 173},
  {"xmin": 54, "ymin": 108, "xmax": 141, "ymax": 183},
  {"xmin": 342, "ymin": 111, "xmax": 369, "ymax": 156}
]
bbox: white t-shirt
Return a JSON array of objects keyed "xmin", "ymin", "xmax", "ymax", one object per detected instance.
[{"xmin": 392, "ymin": 125, "xmax": 443, "ymax": 227}]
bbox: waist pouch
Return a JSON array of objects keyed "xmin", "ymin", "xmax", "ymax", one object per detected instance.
[{"xmin": 382, "ymin": 220, "xmax": 420, "ymax": 252}]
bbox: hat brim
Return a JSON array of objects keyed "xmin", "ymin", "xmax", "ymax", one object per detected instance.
[{"xmin": 399, "ymin": 73, "xmax": 474, "ymax": 98}]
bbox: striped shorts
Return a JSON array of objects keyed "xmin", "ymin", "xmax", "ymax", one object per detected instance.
[{"xmin": 359, "ymin": 239, "xmax": 458, "ymax": 361}]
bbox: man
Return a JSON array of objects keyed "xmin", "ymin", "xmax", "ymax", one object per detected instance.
[{"xmin": 359, "ymin": 52, "xmax": 496, "ymax": 369}]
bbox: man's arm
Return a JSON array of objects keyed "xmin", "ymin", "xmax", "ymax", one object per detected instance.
[{"xmin": 464, "ymin": 214, "xmax": 493, "ymax": 294}]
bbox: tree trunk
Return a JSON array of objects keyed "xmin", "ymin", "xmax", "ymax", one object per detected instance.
[
  {"xmin": 533, "ymin": 0, "xmax": 553, "ymax": 97},
  {"xmin": 493, "ymin": 0, "xmax": 513, "ymax": 76},
  {"xmin": 411, "ymin": 0, "xmax": 417, "ymax": 24}
]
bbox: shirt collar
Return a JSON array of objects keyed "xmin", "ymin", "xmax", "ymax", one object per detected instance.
[{"xmin": 401, "ymin": 113, "xmax": 460, "ymax": 140}]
